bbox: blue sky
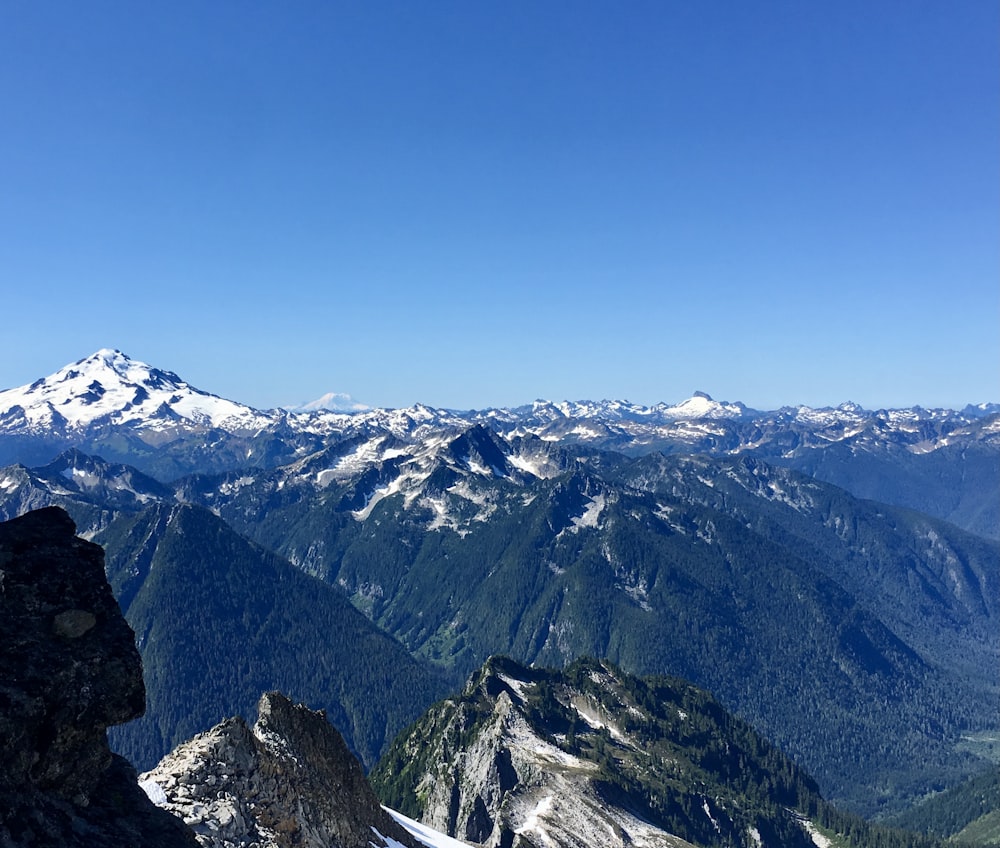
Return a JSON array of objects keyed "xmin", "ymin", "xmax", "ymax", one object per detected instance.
[{"xmin": 1, "ymin": 1, "xmax": 996, "ymax": 411}]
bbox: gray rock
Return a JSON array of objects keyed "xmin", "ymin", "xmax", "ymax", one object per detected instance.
[{"xmin": 141, "ymin": 692, "xmax": 422, "ymax": 848}]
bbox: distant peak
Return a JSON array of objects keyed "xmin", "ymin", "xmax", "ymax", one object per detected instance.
[
  {"xmin": 692, "ymin": 391, "xmax": 714, "ymax": 401},
  {"xmin": 291, "ymin": 391, "xmax": 370, "ymax": 413},
  {"xmin": 0, "ymin": 350, "xmax": 267, "ymax": 432}
]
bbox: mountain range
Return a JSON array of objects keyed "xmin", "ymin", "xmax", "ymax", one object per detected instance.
[
  {"xmin": 1, "ymin": 349, "xmax": 996, "ymax": 537},
  {"xmin": 0, "ymin": 349, "xmax": 997, "ymax": 822}
]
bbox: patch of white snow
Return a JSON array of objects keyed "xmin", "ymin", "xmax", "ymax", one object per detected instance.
[
  {"xmin": 515, "ymin": 795, "xmax": 554, "ymax": 846},
  {"xmin": 569, "ymin": 493, "xmax": 605, "ymax": 532},
  {"xmin": 385, "ymin": 808, "xmax": 476, "ymax": 848},
  {"xmin": 138, "ymin": 778, "xmax": 169, "ymax": 807}
]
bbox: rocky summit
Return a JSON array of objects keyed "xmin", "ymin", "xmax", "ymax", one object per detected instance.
[
  {"xmin": 372, "ymin": 656, "xmax": 833, "ymax": 848},
  {"xmin": 139, "ymin": 691, "xmax": 422, "ymax": 848},
  {"xmin": 0, "ymin": 506, "xmax": 195, "ymax": 847}
]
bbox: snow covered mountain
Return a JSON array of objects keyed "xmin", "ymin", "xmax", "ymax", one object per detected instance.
[
  {"xmin": 1, "ymin": 350, "xmax": 997, "ymax": 534},
  {"xmin": 0, "ymin": 349, "xmax": 274, "ymax": 435},
  {"xmin": 285, "ymin": 391, "xmax": 371, "ymax": 413},
  {"xmin": 4, "ymin": 350, "xmax": 995, "ymax": 452},
  {"xmin": 173, "ymin": 424, "xmax": 571, "ymax": 542}
]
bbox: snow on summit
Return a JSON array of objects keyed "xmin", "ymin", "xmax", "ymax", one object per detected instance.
[
  {"xmin": 2, "ymin": 350, "xmax": 993, "ymax": 461},
  {"xmin": 657, "ymin": 392, "xmax": 749, "ymax": 420},
  {"xmin": 287, "ymin": 391, "xmax": 371, "ymax": 413},
  {"xmin": 0, "ymin": 349, "xmax": 271, "ymax": 432}
]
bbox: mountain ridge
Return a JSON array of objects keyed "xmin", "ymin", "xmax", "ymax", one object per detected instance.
[
  {"xmin": 2, "ymin": 349, "xmax": 995, "ymax": 438},
  {"xmin": 2, "ymin": 350, "xmax": 995, "ymax": 537},
  {"xmin": 371, "ymin": 655, "xmax": 945, "ymax": 848},
  {"xmin": 139, "ymin": 691, "xmax": 422, "ymax": 848}
]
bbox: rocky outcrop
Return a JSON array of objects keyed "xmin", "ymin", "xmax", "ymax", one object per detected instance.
[
  {"xmin": 139, "ymin": 692, "xmax": 422, "ymax": 848},
  {"xmin": 0, "ymin": 506, "xmax": 196, "ymax": 847},
  {"xmin": 373, "ymin": 658, "xmax": 702, "ymax": 848},
  {"xmin": 372, "ymin": 656, "xmax": 830, "ymax": 848}
]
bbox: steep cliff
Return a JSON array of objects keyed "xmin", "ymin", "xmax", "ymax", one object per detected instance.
[{"xmin": 0, "ymin": 506, "xmax": 195, "ymax": 847}]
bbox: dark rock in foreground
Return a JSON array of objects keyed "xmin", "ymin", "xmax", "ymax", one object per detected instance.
[{"xmin": 0, "ymin": 506, "xmax": 195, "ymax": 847}]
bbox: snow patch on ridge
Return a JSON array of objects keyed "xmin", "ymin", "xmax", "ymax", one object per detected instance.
[
  {"xmin": 352, "ymin": 479, "xmax": 405, "ymax": 520},
  {"xmin": 793, "ymin": 813, "xmax": 835, "ymax": 848},
  {"xmin": 383, "ymin": 809, "xmax": 472, "ymax": 848},
  {"xmin": 570, "ymin": 494, "xmax": 605, "ymax": 532},
  {"xmin": 498, "ymin": 673, "xmax": 532, "ymax": 703},
  {"xmin": 516, "ymin": 795, "xmax": 555, "ymax": 846},
  {"xmin": 508, "ymin": 452, "xmax": 560, "ymax": 479}
]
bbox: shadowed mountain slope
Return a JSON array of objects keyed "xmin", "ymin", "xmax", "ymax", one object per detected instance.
[{"xmin": 97, "ymin": 502, "xmax": 457, "ymax": 771}]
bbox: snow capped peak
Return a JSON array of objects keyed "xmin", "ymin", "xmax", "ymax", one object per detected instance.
[
  {"xmin": 659, "ymin": 393, "xmax": 749, "ymax": 420},
  {"xmin": 81, "ymin": 348, "xmax": 152, "ymax": 375},
  {"xmin": 836, "ymin": 401, "xmax": 866, "ymax": 414},
  {"xmin": 0, "ymin": 350, "xmax": 272, "ymax": 434},
  {"xmin": 288, "ymin": 392, "xmax": 371, "ymax": 413},
  {"xmin": 55, "ymin": 349, "xmax": 189, "ymax": 395},
  {"xmin": 82, "ymin": 347, "xmax": 129, "ymax": 369},
  {"xmin": 962, "ymin": 402, "xmax": 1000, "ymax": 418}
]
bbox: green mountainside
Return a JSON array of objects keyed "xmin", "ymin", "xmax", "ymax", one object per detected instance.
[
  {"xmin": 371, "ymin": 655, "xmax": 943, "ymax": 848},
  {"xmin": 97, "ymin": 502, "xmax": 457, "ymax": 771},
  {"xmin": 956, "ymin": 812, "xmax": 1000, "ymax": 846},
  {"xmin": 887, "ymin": 765, "xmax": 1000, "ymax": 845},
  {"xmin": 607, "ymin": 453, "xmax": 1000, "ymax": 679},
  {"xmin": 769, "ymin": 440, "xmax": 1000, "ymax": 542},
  {"xmin": 1, "ymin": 428, "xmax": 996, "ymax": 815},
  {"xmin": 183, "ymin": 441, "xmax": 997, "ymax": 815}
]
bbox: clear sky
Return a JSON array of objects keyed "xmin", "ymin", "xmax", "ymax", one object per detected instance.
[{"xmin": 1, "ymin": 1, "xmax": 996, "ymax": 411}]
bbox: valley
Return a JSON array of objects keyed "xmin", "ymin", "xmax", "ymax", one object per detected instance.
[{"xmin": 0, "ymin": 349, "xmax": 997, "ymax": 841}]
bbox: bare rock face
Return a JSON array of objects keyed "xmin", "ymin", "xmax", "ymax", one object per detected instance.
[
  {"xmin": 397, "ymin": 686, "xmax": 689, "ymax": 848},
  {"xmin": 140, "ymin": 691, "xmax": 422, "ymax": 848},
  {"xmin": 377, "ymin": 661, "xmax": 696, "ymax": 848},
  {"xmin": 0, "ymin": 506, "xmax": 196, "ymax": 847},
  {"xmin": 372, "ymin": 656, "xmax": 829, "ymax": 848}
]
